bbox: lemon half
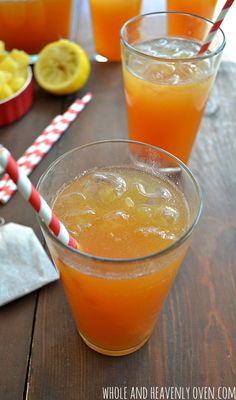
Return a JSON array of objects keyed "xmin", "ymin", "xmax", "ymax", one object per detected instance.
[{"xmin": 34, "ymin": 39, "xmax": 90, "ymax": 95}]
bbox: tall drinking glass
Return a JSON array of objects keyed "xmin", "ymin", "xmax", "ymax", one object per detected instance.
[
  {"xmin": 0, "ymin": 0, "xmax": 80, "ymax": 60},
  {"xmin": 89, "ymin": 0, "xmax": 142, "ymax": 62},
  {"xmin": 167, "ymin": 0, "xmax": 218, "ymax": 38},
  {"xmin": 121, "ymin": 12, "xmax": 225, "ymax": 163},
  {"xmin": 37, "ymin": 140, "xmax": 202, "ymax": 356}
]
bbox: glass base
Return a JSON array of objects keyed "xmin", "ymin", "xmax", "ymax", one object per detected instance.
[
  {"xmin": 79, "ymin": 332, "xmax": 149, "ymax": 356},
  {"xmin": 29, "ymin": 54, "xmax": 38, "ymax": 65},
  {"xmin": 94, "ymin": 53, "xmax": 109, "ymax": 63},
  {"xmin": 93, "ymin": 53, "xmax": 121, "ymax": 63}
]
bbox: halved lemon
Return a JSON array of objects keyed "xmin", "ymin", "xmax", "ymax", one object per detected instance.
[{"xmin": 34, "ymin": 39, "xmax": 90, "ymax": 95}]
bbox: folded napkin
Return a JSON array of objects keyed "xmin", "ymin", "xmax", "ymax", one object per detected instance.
[{"xmin": 0, "ymin": 222, "xmax": 59, "ymax": 306}]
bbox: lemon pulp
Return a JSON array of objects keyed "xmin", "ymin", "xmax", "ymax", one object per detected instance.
[{"xmin": 34, "ymin": 39, "xmax": 90, "ymax": 95}]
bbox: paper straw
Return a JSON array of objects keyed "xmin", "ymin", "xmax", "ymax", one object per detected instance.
[
  {"xmin": 0, "ymin": 116, "xmax": 61, "ymax": 190},
  {"xmin": 0, "ymin": 92, "xmax": 92, "ymax": 204},
  {"xmin": 0, "ymin": 146, "xmax": 77, "ymax": 250},
  {"xmin": 198, "ymin": 0, "xmax": 234, "ymax": 54}
]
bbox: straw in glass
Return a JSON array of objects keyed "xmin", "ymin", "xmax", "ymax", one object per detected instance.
[{"xmin": 198, "ymin": 0, "xmax": 234, "ymax": 54}]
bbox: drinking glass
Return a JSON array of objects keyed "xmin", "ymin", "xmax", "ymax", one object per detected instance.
[
  {"xmin": 89, "ymin": 0, "xmax": 142, "ymax": 62},
  {"xmin": 121, "ymin": 12, "xmax": 225, "ymax": 163},
  {"xmin": 0, "ymin": 0, "xmax": 80, "ymax": 61},
  {"xmin": 37, "ymin": 140, "xmax": 202, "ymax": 356},
  {"xmin": 167, "ymin": 0, "xmax": 218, "ymax": 37}
]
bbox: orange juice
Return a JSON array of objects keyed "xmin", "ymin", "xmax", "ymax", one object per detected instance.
[
  {"xmin": 0, "ymin": 0, "xmax": 73, "ymax": 54},
  {"xmin": 89, "ymin": 0, "xmax": 142, "ymax": 61},
  {"xmin": 122, "ymin": 38, "xmax": 215, "ymax": 163},
  {"xmin": 167, "ymin": 0, "xmax": 218, "ymax": 39},
  {"xmin": 167, "ymin": 0, "xmax": 217, "ymax": 18},
  {"xmin": 56, "ymin": 254, "xmax": 184, "ymax": 353},
  {"xmin": 52, "ymin": 166, "xmax": 190, "ymax": 354}
]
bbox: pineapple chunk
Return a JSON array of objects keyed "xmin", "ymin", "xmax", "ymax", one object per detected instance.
[
  {"xmin": 0, "ymin": 41, "xmax": 5, "ymax": 55},
  {"xmin": 0, "ymin": 70, "xmax": 12, "ymax": 84},
  {"xmin": 11, "ymin": 49, "xmax": 30, "ymax": 67},
  {"xmin": 10, "ymin": 76, "xmax": 25, "ymax": 92},
  {"xmin": 0, "ymin": 54, "xmax": 6, "ymax": 62},
  {"xmin": 0, "ymin": 83, "xmax": 14, "ymax": 101},
  {"xmin": 16, "ymin": 67, "xmax": 28, "ymax": 80},
  {"xmin": 0, "ymin": 40, "xmax": 30, "ymax": 101},
  {"xmin": 0, "ymin": 56, "xmax": 18, "ymax": 74}
]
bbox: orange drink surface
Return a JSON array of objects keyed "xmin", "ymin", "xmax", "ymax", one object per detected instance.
[
  {"xmin": 0, "ymin": 0, "xmax": 73, "ymax": 54},
  {"xmin": 122, "ymin": 38, "xmax": 215, "ymax": 163},
  {"xmin": 89, "ymin": 0, "xmax": 142, "ymax": 61},
  {"xmin": 52, "ymin": 166, "xmax": 190, "ymax": 355},
  {"xmin": 167, "ymin": 0, "xmax": 218, "ymax": 39}
]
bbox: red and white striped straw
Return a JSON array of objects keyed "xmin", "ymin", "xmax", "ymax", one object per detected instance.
[
  {"xmin": 198, "ymin": 0, "xmax": 234, "ymax": 54},
  {"xmin": 0, "ymin": 146, "xmax": 78, "ymax": 250},
  {"xmin": 0, "ymin": 92, "xmax": 92, "ymax": 204}
]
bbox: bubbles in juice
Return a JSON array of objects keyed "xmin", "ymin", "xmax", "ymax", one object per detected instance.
[{"xmin": 53, "ymin": 167, "xmax": 189, "ymax": 258}]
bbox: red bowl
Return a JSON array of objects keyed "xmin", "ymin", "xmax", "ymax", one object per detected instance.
[{"xmin": 0, "ymin": 66, "xmax": 33, "ymax": 127}]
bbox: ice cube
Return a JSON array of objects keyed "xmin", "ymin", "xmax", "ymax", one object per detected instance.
[
  {"xmin": 160, "ymin": 187, "xmax": 172, "ymax": 201},
  {"xmin": 82, "ymin": 172, "xmax": 127, "ymax": 201},
  {"xmin": 136, "ymin": 205, "xmax": 154, "ymax": 218},
  {"xmin": 61, "ymin": 207, "xmax": 96, "ymax": 227},
  {"xmin": 77, "ymin": 209, "xmax": 96, "ymax": 216},
  {"xmin": 67, "ymin": 222, "xmax": 93, "ymax": 236},
  {"xmin": 163, "ymin": 206, "xmax": 179, "ymax": 221},
  {"xmin": 103, "ymin": 210, "xmax": 129, "ymax": 222},
  {"xmin": 124, "ymin": 197, "xmax": 135, "ymax": 208},
  {"xmin": 135, "ymin": 182, "xmax": 161, "ymax": 199},
  {"xmin": 158, "ymin": 38, "xmax": 168, "ymax": 47},
  {"xmin": 60, "ymin": 191, "xmax": 87, "ymax": 205},
  {"xmin": 146, "ymin": 62, "xmax": 176, "ymax": 84},
  {"xmin": 80, "ymin": 222, "xmax": 92, "ymax": 229},
  {"xmin": 137, "ymin": 226, "xmax": 176, "ymax": 240},
  {"xmin": 74, "ymin": 222, "xmax": 92, "ymax": 234}
]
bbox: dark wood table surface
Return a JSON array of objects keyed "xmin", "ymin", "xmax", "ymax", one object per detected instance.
[{"xmin": 0, "ymin": 3, "xmax": 236, "ymax": 400}]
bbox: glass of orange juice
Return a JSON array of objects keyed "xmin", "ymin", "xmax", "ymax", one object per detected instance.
[
  {"xmin": 121, "ymin": 12, "xmax": 225, "ymax": 163},
  {"xmin": 167, "ymin": 0, "xmax": 218, "ymax": 38},
  {"xmin": 89, "ymin": 0, "xmax": 142, "ymax": 62},
  {"xmin": 0, "ymin": 0, "xmax": 79, "ymax": 58},
  {"xmin": 37, "ymin": 140, "xmax": 202, "ymax": 356}
]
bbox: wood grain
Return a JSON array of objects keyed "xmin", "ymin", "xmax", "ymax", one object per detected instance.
[
  {"xmin": 0, "ymin": 295, "xmax": 36, "ymax": 400},
  {"xmin": 0, "ymin": 2, "xmax": 235, "ymax": 398}
]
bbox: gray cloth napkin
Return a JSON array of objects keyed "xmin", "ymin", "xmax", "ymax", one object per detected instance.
[{"xmin": 0, "ymin": 222, "xmax": 59, "ymax": 306}]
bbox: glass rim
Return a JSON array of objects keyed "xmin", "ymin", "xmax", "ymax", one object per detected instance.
[
  {"xmin": 120, "ymin": 11, "xmax": 226, "ymax": 63},
  {"xmin": 36, "ymin": 139, "xmax": 203, "ymax": 264}
]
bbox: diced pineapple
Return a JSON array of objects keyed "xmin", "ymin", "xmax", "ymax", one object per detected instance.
[
  {"xmin": 0, "ymin": 41, "xmax": 7, "ymax": 62},
  {"xmin": 0, "ymin": 41, "xmax": 5, "ymax": 55},
  {"xmin": 10, "ymin": 76, "xmax": 25, "ymax": 92},
  {"xmin": 0, "ymin": 83, "xmax": 14, "ymax": 101},
  {"xmin": 0, "ymin": 70, "xmax": 12, "ymax": 84},
  {"xmin": 16, "ymin": 67, "xmax": 28, "ymax": 80},
  {"xmin": 0, "ymin": 56, "xmax": 18, "ymax": 74},
  {"xmin": 0, "ymin": 54, "xmax": 6, "ymax": 62},
  {"xmin": 0, "ymin": 40, "xmax": 30, "ymax": 101},
  {"xmin": 11, "ymin": 49, "xmax": 30, "ymax": 67}
]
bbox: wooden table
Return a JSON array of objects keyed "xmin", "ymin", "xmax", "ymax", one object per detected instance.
[{"xmin": 0, "ymin": 4, "xmax": 236, "ymax": 400}]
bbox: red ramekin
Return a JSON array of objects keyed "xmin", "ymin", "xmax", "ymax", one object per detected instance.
[{"xmin": 0, "ymin": 66, "xmax": 33, "ymax": 128}]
